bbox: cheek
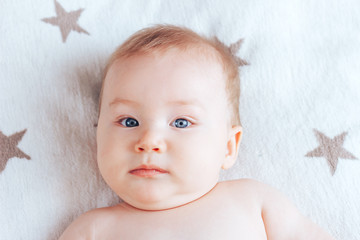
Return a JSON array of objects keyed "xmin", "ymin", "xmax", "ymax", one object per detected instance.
[
  {"xmin": 170, "ymin": 132, "xmax": 226, "ymax": 189},
  {"xmin": 98, "ymin": 126, "xmax": 135, "ymax": 153},
  {"xmin": 97, "ymin": 127, "xmax": 133, "ymax": 174},
  {"xmin": 97, "ymin": 127, "xmax": 116, "ymax": 160},
  {"xmin": 171, "ymin": 129, "xmax": 227, "ymax": 167},
  {"xmin": 96, "ymin": 128, "xmax": 134, "ymax": 189}
]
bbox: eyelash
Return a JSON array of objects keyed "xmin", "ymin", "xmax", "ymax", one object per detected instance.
[{"xmin": 115, "ymin": 117, "xmax": 194, "ymax": 128}]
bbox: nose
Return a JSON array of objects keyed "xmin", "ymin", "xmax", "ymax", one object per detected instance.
[{"xmin": 135, "ymin": 129, "xmax": 167, "ymax": 153}]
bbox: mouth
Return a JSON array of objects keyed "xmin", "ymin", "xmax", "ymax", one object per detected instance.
[{"xmin": 129, "ymin": 164, "xmax": 169, "ymax": 178}]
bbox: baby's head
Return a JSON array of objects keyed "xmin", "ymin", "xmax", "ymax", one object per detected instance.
[{"xmin": 96, "ymin": 25, "xmax": 243, "ymax": 210}]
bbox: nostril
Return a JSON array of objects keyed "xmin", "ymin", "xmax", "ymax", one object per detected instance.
[{"xmin": 136, "ymin": 146, "xmax": 161, "ymax": 152}]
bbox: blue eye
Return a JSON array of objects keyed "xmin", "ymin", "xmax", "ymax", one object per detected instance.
[
  {"xmin": 119, "ymin": 118, "xmax": 139, "ymax": 127},
  {"xmin": 172, "ymin": 118, "xmax": 191, "ymax": 128}
]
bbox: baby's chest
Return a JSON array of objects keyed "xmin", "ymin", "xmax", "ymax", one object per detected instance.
[
  {"xmin": 148, "ymin": 209, "xmax": 266, "ymax": 240},
  {"xmin": 100, "ymin": 203, "xmax": 267, "ymax": 240}
]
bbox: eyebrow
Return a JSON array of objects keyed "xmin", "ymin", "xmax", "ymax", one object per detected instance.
[
  {"xmin": 109, "ymin": 98, "xmax": 204, "ymax": 110},
  {"xmin": 109, "ymin": 98, "xmax": 140, "ymax": 107},
  {"xmin": 167, "ymin": 99, "xmax": 204, "ymax": 108}
]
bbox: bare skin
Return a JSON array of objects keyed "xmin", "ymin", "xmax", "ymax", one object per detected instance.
[
  {"xmin": 60, "ymin": 179, "xmax": 334, "ymax": 240},
  {"xmin": 59, "ymin": 48, "xmax": 335, "ymax": 240}
]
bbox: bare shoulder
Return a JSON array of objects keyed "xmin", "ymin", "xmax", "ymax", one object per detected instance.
[
  {"xmin": 219, "ymin": 178, "xmax": 269, "ymax": 198},
  {"xmin": 220, "ymin": 178, "xmax": 305, "ymax": 209},
  {"xmin": 221, "ymin": 178, "xmax": 268, "ymax": 189},
  {"xmin": 224, "ymin": 179, "xmax": 335, "ymax": 240},
  {"xmin": 59, "ymin": 206, "xmax": 121, "ymax": 240},
  {"xmin": 225, "ymin": 178, "xmax": 295, "ymax": 204},
  {"xmin": 217, "ymin": 178, "xmax": 269, "ymax": 211}
]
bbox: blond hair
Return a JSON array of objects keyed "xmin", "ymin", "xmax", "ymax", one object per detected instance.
[{"xmin": 99, "ymin": 24, "xmax": 241, "ymax": 126}]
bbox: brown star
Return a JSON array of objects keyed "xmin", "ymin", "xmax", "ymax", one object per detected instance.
[
  {"xmin": 305, "ymin": 129, "xmax": 357, "ymax": 175},
  {"xmin": 0, "ymin": 129, "xmax": 31, "ymax": 173},
  {"xmin": 41, "ymin": 0, "xmax": 89, "ymax": 43},
  {"xmin": 214, "ymin": 37, "xmax": 248, "ymax": 66}
]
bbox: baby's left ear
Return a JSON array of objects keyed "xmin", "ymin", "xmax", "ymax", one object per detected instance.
[{"xmin": 222, "ymin": 125, "xmax": 243, "ymax": 170}]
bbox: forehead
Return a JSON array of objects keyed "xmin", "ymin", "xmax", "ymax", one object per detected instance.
[{"xmin": 103, "ymin": 49, "xmax": 226, "ymax": 103}]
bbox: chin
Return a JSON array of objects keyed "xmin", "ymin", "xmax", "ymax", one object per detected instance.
[
  {"xmin": 118, "ymin": 187, "xmax": 172, "ymax": 211},
  {"xmin": 117, "ymin": 180, "xmax": 219, "ymax": 211},
  {"xmin": 123, "ymin": 187, "xmax": 212, "ymax": 211},
  {"xmin": 123, "ymin": 196, "xmax": 176, "ymax": 211},
  {"xmin": 130, "ymin": 202, "xmax": 172, "ymax": 211}
]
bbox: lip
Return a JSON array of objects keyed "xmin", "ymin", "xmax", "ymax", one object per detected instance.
[{"xmin": 129, "ymin": 164, "xmax": 169, "ymax": 178}]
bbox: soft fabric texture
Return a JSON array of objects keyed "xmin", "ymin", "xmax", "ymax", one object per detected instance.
[{"xmin": 1, "ymin": 0, "xmax": 359, "ymax": 239}]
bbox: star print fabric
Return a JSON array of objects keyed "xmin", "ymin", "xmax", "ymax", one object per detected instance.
[
  {"xmin": 41, "ymin": 0, "xmax": 89, "ymax": 43},
  {"xmin": 0, "ymin": 130, "xmax": 30, "ymax": 172},
  {"xmin": 0, "ymin": 0, "xmax": 360, "ymax": 239}
]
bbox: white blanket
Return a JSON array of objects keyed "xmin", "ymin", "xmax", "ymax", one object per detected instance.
[{"xmin": 1, "ymin": 0, "xmax": 359, "ymax": 239}]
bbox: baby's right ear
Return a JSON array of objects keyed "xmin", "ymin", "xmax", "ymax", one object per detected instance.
[{"xmin": 222, "ymin": 125, "xmax": 243, "ymax": 170}]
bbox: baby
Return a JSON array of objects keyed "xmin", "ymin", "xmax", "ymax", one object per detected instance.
[{"xmin": 59, "ymin": 25, "xmax": 335, "ymax": 239}]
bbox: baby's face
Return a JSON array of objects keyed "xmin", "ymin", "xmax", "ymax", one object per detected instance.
[{"xmin": 97, "ymin": 49, "xmax": 233, "ymax": 210}]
